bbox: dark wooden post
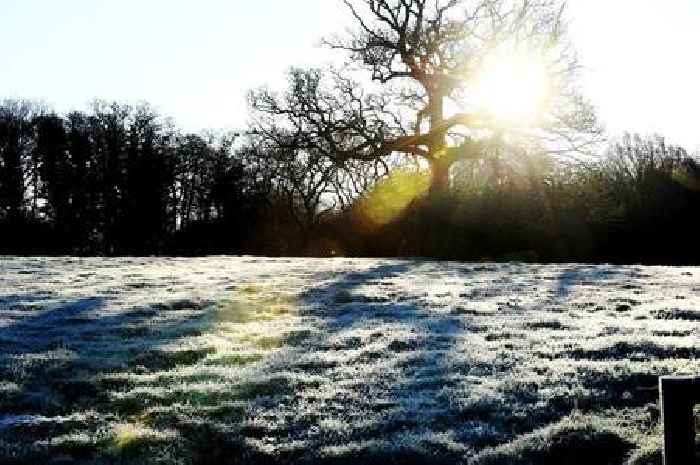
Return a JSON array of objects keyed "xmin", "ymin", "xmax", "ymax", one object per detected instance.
[{"xmin": 659, "ymin": 376, "xmax": 699, "ymax": 465}]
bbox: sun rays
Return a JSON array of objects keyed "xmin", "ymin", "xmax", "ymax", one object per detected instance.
[{"xmin": 469, "ymin": 48, "xmax": 552, "ymax": 127}]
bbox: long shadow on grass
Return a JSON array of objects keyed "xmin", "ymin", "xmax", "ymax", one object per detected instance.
[
  {"xmin": 0, "ymin": 291, "xmax": 217, "ymax": 463},
  {"xmin": 275, "ymin": 262, "xmax": 653, "ymax": 465},
  {"xmin": 547, "ymin": 265, "xmax": 678, "ymax": 410},
  {"xmin": 552, "ymin": 264, "xmax": 626, "ymax": 298},
  {"xmin": 259, "ymin": 261, "xmax": 524, "ymax": 464}
]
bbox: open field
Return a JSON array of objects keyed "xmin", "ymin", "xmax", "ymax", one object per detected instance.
[{"xmin": 0, "ymin": 257, "xmax": 698, "ymax": 464}]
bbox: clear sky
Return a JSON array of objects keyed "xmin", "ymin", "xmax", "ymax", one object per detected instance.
[{"xmin": 1, "ymin": 0, "xmax": 698, "ymax": 149}]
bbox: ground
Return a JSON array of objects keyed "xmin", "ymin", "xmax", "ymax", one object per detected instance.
[{"xmin": 0, "ymin": 257, "xmax": 697, "ymax": 465}]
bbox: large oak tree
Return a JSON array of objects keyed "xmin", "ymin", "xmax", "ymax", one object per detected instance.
[{"xmin": 251, "ymin": 0, "xmax": 601, "ymax": 194}]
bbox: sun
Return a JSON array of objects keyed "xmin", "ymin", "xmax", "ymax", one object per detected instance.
[{"xmin": 470, "ymin": 49, "xmax": 551, "ymax": 127}]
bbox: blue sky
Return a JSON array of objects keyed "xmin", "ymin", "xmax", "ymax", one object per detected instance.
[{"xmin": 1, "ymin": 0, "xmax": 698, "ymax": 149}]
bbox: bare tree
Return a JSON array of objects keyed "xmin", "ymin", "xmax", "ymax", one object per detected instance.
[
  {"xmin": 251, "ymin": 0, "xmax": 601, "ymax": 194},
  {"xmin": 0, "ymin": 100, "xmax": 42, "ymax": 222},
  {"xmin": 273, "ymin": 147, "xmax": 339, "ymax": 231}
]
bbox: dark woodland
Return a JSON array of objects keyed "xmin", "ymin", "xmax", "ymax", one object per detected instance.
[{"xmin": 0, "ymin": 99, "xmax": 698, "ymax": 263}]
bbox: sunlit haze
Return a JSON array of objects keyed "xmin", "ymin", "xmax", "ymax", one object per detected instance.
[
  {"xmin": 470, "ymin": 48, "xmax": 550, "ymax": 127},
  {"xmin": 1, "ymin": 0, "xmax": 698, "ymax": 149}
]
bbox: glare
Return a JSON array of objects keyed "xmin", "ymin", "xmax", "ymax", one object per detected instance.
[
  {"xmin": 357, "ymin": 170, "xmax": 430, "ymax": 228},
  {"xmin": 471, "ymin": 49, "xmax": 551, "ymax": 127}
]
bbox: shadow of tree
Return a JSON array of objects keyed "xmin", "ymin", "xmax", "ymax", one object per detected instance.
[
  {"xmin": 241, "ymin": 261, "xmax": 652, "ymax": 465},
  {"xmin": 247, "ymin": 262, "xmax": 519, "ymax": 463},
  {"xmin": 0, "ymin": 291, "xmax": 217, "ymax": 463}
]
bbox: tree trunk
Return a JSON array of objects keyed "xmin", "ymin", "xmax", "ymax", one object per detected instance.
[
  {"xmin": 428, "ymin": 92, "xmax": 450, "ymax": 196},
  {"xmin": 429, "ymin": 158, "xmax": 450, "ymax": 196}
]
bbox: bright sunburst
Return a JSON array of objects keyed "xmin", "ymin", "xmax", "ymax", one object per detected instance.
[{"xmin": 471, "ymin": 49, "xmax": 551, "ymax": 127}]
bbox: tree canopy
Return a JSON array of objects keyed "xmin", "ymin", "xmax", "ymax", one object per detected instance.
[{"xmin": 251, "ymin": 0, "xmax": 602, "ymax": 194}]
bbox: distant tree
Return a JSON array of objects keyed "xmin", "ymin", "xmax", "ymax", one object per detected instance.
[
  {"xmin": 0, "ymin": 100, "xmax": 38, "ymax": 223},
  {"xmin": 64, "ymin": 111, "xmax": 103, "ymax": 252},
  {"xmin": 271, "ymin": 145, "xmax": 342, "ymax": 233},
  {"xmin": 332, "ymin": 158, "xmax": 392, "ymax": 210},
  {"xmin": 251, "ymin": 0, "xmax": 601, "ymax": 195},
  {"xmin": 118, "ymin": 104, "xmax": 175, "ymax": 253},
  {"xmin": 596, "ymin": 134, "xmax": 697, "ymax": 227},
  {"xmin": 203, "ymin": 132, "xmax": 270, "ymax": 233},
  {"xmin": 34, "ymin": 113, "xmax": 70, "ymax": 246},
  {"xmin": 85, "ymin": 101, "xmax": 131, "ymax": 253},
  {"xmin": 174, "ymin": 132, "xmax": 229, "ymax": 227}
]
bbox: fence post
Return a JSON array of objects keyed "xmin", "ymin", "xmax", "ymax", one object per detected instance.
[{"xmin": 659, "ymin": 376, "xmax": 699, "ymax": 465}]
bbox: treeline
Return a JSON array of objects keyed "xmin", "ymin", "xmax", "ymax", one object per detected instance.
[
  {"xmin": 1, "ymin": 100, "xmax": 699, "ymax": 263},
  {"xmin": 349, "ymin": 135, "xmax": 700, "ymax": 264},
  {"xmin": 0, "ymin": 100, "xmax": 384, "ymax": 256},
  {"xmin": 0, "ymin": 100, "xmax": 258, "ymax": 254}
]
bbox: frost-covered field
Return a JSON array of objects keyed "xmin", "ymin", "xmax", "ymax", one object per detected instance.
[{"xmin": 0, "ymin": 257, "xmax": 697, "ymax": 465}]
